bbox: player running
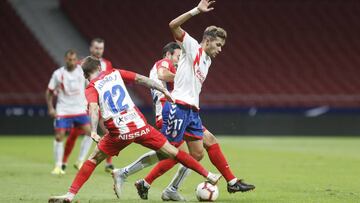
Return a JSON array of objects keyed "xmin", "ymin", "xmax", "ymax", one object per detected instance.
[
  {"xmin": 46, "ymin": 50, "xmax": 91, "ymax": 175},
  {"xmin": 64, "ymin": 38, "xmax": 115, "ymax": 172},
  {"xmin": 113, "ymin": 0, "xmax": 255, "ymax": 200},
  {"xmin": 48, "ymin": 56, "xmax": 221, "ymax": 203}
]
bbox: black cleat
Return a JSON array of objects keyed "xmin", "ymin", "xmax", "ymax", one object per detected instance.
[
  {"xmin": 227, "ymin": 179, "xmax": 255, "ymax": 193},
  {"xmin": 105, "ymin": 164, "xmax": 115, "ymax": 173},
  {"xmin": 61, "ymin": 164, "xmax": 67, "ymax": 171},
  {"xmin": 134, "ymin": 179, "xmax": 149, "ymax": 200}
]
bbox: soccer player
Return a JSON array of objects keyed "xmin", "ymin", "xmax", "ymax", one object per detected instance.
[
  {"xmin": 63, "ymin": 38, "xmax": 115, "ymax": 172},
  {"xmin": 48, "ymin": 57, "xmax": 221, "ymax": 203},
  {"xmin": 46, "ymin": 50, "xmax": 91, "ymax": 175},
  {"xmin": 113, "ymin": 0, "xmax": 255, "ymax": 200}
]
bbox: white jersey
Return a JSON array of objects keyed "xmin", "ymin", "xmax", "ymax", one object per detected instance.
[
  {"xmin": 89, "ymin": 70, "xmax": 146, "ymax": 134},
  {"xmin": 48, "ymin": 65, "xmax": 87, "ymax": 116},
  {"xmin": 149, "ymin": 58, "xmax": 176, "ymax": 118},
  {"xmin": 172, "ymin": 32, "xmax": 212, "ymax": 109}
]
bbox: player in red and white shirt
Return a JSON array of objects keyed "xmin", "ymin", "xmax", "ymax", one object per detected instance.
[
  {"xmin": 113, "ymin": 1, "xmax": 254, "ymax": 200},
  {"xmin": 64, "ymin": 38, "xmax": 115, "ymax": 172},
  {"xmin": 46, "ymin": 50, "xmax": 91, "ymax": 175},
  {"xmin": 48, "ymin": 56, "xmax": 221, "ymax": 203},
  {"xmin": 149, "ymin": 42, "xmax": 180, "ymax": 128}
]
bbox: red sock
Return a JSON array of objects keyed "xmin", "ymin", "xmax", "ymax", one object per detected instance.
[
  {"xmin": 106, "ymin": 156, "xmax": 113, "ymax": 164},
  {"xmin": 207, "ymin": 143, "xmax": 236, "ymax": 182},
  {"xmin": 144, "ymin": 158, "xmax": 178, "ymax": 184},
  {"xmin": 69, "ymin": 160, "xmax": 97, "ymax": 194},
  {"xmin": 175, "ymin": 150, "xmax": 208, "ymax": 178},
  {"xmin": 63, "ymin": 128, "xmax": 81, "ymax": 163}
]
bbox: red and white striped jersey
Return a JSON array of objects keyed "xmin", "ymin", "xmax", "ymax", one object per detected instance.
[
  {"xmin": 86, "ymin": 69, "xmax": 147, "ymax": 135},
  {"xmin": 173, "ymin": 32, "xmax": 212, "ymax": 109},
  {"xmin": 149, "ymin": 58, "xmax": 176, "ymax": 118},
  {"xmin": 100, "ymin": 58, "xmax": 114, "ymax": 72}
]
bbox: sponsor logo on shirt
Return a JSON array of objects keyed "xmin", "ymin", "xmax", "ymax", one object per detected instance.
[{"xmin": 118, "ymin": 127, "xmax": 150, "ymax": 140}]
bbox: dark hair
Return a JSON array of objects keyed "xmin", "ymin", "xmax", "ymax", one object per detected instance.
[
  {"xmin": 81, "ymin": 56, "xmax": 100, "ymax": 79},
  {"xmin": 161, "ymin": 42, "xmax": 181, "ymax": 58},
  {"xmin": 64, "ymin": 49, "xmax": 77, "ymax": 57},
  {"xmin": 202, "ymin": 26, "xmax": 227, "ymax": 41},
  {"xmin": 90, "ymin": 38, "xmax": 105, "ymax": 45}
]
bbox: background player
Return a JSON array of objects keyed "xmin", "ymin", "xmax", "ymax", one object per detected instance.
[
  {"xmin": 45, "ymin": 50, "xmax": 91, "ymax": 175},
  {"xmin": 63, "ymin": 38, "xmax": 115, "ymax": 172},
  {"xmin": 48, "ymin": 56, "xmax": 221, "ymax": 203},
  {"xmin": 113, "ymin": 0, "xmax": 255, "ymax": 200}
]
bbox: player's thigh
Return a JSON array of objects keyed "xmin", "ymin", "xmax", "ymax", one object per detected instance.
[
  {"xmin": 185, "ymin": 137, "xmax": 204, "ymax": 161},
  {"xmin": 135, "ymin": 125, "xmax": 167, "ymax": 152},
  {"xmin": 98, "ymin": 133, "xmax": 133, "ymax": 157},
  {"xmin": 203, "ymin": 128, "xmax": 218, "ymax": 148}
]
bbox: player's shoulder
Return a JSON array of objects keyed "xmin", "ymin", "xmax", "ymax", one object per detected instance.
[
  {"xmin": 52, "ymin": 66, "xmax": 65, "ymax": 75},
  {"xmin": 156, "ymin": 58, "xmax": 172, "ymax": 69}
]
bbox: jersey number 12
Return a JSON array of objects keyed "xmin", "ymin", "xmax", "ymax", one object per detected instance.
[{"xmin": 103, "ymin": 85, "xmax": 129, "ymax": 113}]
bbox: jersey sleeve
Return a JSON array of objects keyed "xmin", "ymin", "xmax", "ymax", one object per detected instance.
[
  {"xmin": 119, "ymin": 69, "xmax": 136, "ymax": 83},
  {"xmin": 176, "ymin": 32, "xmax": 199, "ymax": 56},
  {"xmin": 47, "ymin": 71, "xmax": 59, "ymax": 91},
  {"xmin": 85, "ymin": 86, "xmax": 99, "ymax": 103},
  {"xmin": 156, "ymin": 60, "xmax": 170, "ymax": 70}
]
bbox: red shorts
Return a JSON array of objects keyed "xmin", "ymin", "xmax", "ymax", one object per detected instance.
[{"xmin": 98, "ymin": 124, "xmax": 167, "ymax": 156}]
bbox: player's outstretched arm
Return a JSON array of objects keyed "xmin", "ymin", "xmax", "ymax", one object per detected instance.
[
  {"xmin": 88, "ymin": 102, "xmax": 101, "ymax": 143},
  {"xmin": 45, "ymin": 89, "xmax": 56, "ymax": 118},
  {"xmin": 169, "ymin": 0, "xmax": 215, "ymax": 39},
  {"xmin": 134, "ymin": 74, "xmax": 175, "ymax": 103}
]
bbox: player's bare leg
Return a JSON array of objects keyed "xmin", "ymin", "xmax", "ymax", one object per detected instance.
[
  {"xmin": 52, "ymin": 130, "xmax": 66, "ymax": 175},
  {"xmin": 62, "ymin": 128, "xmax": 80, "ymax": 170},
  {"xmin": 134, "ymin": 140, "xmax": 221, "ymax": 200},
  {"xmin": 203, "ymin": 130, "xmax": 255, "ymax": 193},
  {"xmin": 49, "ymin": 146, "xmax": 108, "ymax": 203},
  {"xmin": 73, "ymin": 124, "xmax": 93, "ymax": 170}
]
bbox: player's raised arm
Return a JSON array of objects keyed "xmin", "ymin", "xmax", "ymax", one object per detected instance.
[
  {"xmin": 169, "ymin": 0, "xmax": 215, "ymax": 40},
  {"xmin": 135, "ymin": 74, "xmax": 175, "ymax": 103}
]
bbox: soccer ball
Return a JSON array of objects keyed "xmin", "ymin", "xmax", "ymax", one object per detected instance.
[{"xmin": 195, "ymin": 182, "xmax": 219, "ymax": 201}]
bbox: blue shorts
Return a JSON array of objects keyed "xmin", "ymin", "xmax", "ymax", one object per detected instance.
[
  {"xmin": 161, "ymin": 102, "xmax": 203, "ymax": 143},
  {"xmin": 54, "ymin": 114, "xmax": 90, "ymax": 130}
]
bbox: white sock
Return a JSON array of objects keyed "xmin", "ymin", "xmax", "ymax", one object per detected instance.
[
  {"xmin": 53, "ymin": 140, "xmax": 64, "ymax": 168},
  {"xmin": 77, "ymin": 136, "xmax": 93, "ymax": 162},
  {"xmin": 123, "ymin": 151, "xmax": 158, "ymax": 176},
  {"xmin": 167, "ymin": 165, "xmax": 191, "ymax": 191},
  {"xmin": 228, "ymin": 178, "xmax": 238, "ymax": 186}
]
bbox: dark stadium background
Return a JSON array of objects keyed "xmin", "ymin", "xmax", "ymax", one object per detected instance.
[{"xmin": 1, "ymin": 0, "xmax": 360, "ymax": 135}]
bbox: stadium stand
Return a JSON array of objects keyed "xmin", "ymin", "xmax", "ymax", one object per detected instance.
[
  {"xmin": 0, "ymin": 0, "xmax": 57, "ymax": 105},
  {"xmin": 60, "ymin": 0, "xmax": 360, "ymax": 108}
]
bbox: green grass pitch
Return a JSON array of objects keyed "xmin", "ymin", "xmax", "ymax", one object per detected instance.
[{"xmin": 0, "ymin": 136, "xmax": 359, "ymax": 203}]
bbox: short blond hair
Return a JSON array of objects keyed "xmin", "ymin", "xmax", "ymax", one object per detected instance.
[{"xmin": 203, "ymin": 25, "xmax": 227, "ymax": 41}]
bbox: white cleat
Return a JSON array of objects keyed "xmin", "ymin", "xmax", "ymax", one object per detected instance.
[
  {"xmin": 51, "ymin": 167, "xmax": 65, "ymax": 175},
  {"xmin": 207, "ymin": 173, "xmax": 222, "ymax": 185},
  {"xmin": 161, "ymin": 188, "xmax": 186, "ymax": 201},
  {"xmin": 48, "ymin": 192, "xmax": 74, "ymax": 203},
  {"xmin": 112, "ymin": 168, "xmax": 127, "ymax": 198}
]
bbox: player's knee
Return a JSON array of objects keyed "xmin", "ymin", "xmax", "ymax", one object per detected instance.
[
  {"xmin": 203, "ymin": 130, "xmax": 218, "ymax": 148},
  {"xmin": 158, "ymin": 142, "xmax": 178, "ymax": 159},
  {"xmin": 55, "ymin": 133, "xmax": 65, "ymax": 142},
  {"xmin": 190, "ymin": 150, "xmax": 204, "ymax": 161}
]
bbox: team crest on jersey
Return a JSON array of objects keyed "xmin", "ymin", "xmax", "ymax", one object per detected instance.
[{"xmin": 118, "ymin": 127, "xmax": 150, "ymax": 140}]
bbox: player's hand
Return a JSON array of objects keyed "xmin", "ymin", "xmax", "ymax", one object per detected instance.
[
  {"xmin": 48, "ymin": 108, "xmax": 57, "ymax": 118},
  {"xmin": 163, "ymin": 89, "xmax": 175, "ymax": 103},
  {"xmin": 197, "ymin": 0, "xmax": 215, "ymax": 13},
  {"xmin": 90, "ymin": 132, "xmax": 101, "ymax": 143}
]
